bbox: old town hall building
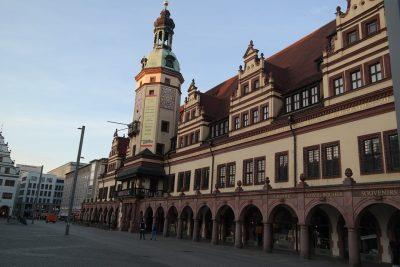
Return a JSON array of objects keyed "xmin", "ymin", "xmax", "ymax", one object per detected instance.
[{"xmin": 82, "ymin": 1, "xmax": 400, "ymax": 266}]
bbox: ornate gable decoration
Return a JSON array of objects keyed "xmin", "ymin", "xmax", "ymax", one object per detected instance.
[
  {"xmin": 336, "ymin": 0, "xmax": 382, "ymax": 21},
  {"xmin": 243, "ymin": 40, "xmax": 259, "ymax": 61}
]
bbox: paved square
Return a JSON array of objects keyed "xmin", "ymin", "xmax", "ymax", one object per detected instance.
[{"xmin": 0, "ymin": 219, "xmax": 352, "ymax": 267}]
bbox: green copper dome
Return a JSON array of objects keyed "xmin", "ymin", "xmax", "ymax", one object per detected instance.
[{"xmin": 144, "ymin": 48, "xmax": 180, "ymax": 72}]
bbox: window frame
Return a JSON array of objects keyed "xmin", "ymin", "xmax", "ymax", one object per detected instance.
[
  {"xmin": 362, "ymin": 15, "xmax": 380, "ymax": 38},
  {"xmin": 254, "ymin": 157, "xmax": 266, "ymax": 185},
  {"xmin": 226, "ymin": 162, "xmax": 236, "ymax": 188},
  {"xmin": 217, "ymin": 164, "xmax": 227, "ymax": 188},
  {"xmin": 275, "ymin": 151, "xmax": 289, "ymax": 182},
  {"xmin": 242, "ymin": 159, "xmax": 254, "ymax": 186},
  {"xmin": 161, "ymin": 120, "xmax": 170, "ymax": 133},
  {"xmin": 242, "ymin": 112, "xmax": 249, "ymax": 128},
  {"xmin": 358, "ymin": 133, "xmax": 384, "ymax": 175},
  {"xmin": 251, "ymin": 108, "xmax": 259, "ymax": 124},
  {"xmin": 261, "ymin": 105, "xmax": 269, "ymax": 121},
  {"xmin": 350, "ymin": 69, "xmax": 363, "ymax": 90},
  {"xmin": 321, "ymin": 141, "xmax": 341, "ymax": 179},
  {"xmin": 233, "ymin": 116, "xmax": 240, "ymax": 130},
  {"xmin": 383, "ymin": 130, "xmax": 400, "ymax": 173},
  {"xmin": 303, "ymin": 145, "xmax": 321, "ymax": 180},
  {"xmin": 333, "ymin": 76, "xmax": 345, "ymax": 96}
]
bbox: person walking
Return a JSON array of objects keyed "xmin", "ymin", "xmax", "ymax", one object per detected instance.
[
  {"xmin": 139, "ymin": 219, "xmax": 146, "ymax": 240},
  {"xmin": 151, "ymin": 223, "xmax": 157, "ymax": 240}
]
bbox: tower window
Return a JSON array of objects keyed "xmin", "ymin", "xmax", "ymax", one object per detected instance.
[
  {"xmin": 156, "ymin": 143, "xmax": 165, "ymax": 155},
  {"xmin": 149, "ymin": 90, "xmax": 155, "ymax": 96},
  {"xmin": 161, "ymin": 121, "xmax": 170, "ymax": 133},
  {"xmin": 165, "ymin": 55, "xmax": 175, "ymax": 68},
  {"xmin": 165, "ymin": 77, "xmax": 171, "ymax": 85},
  {"xmin": 150, "ymin": 76, "xmax": 156, "ymax": 83}
]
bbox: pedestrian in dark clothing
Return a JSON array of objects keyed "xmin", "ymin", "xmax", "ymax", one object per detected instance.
[
  {"xmin": 139, "ymin": 219, "xmax": 146, "ymax": 240},
  {"xmin": 151, "ymin": 224, "xmax": 157, "ymax": 240}
]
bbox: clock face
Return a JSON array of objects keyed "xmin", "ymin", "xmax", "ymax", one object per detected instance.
[{"xmin": 160, "ymin": 86, "xmax": 175, "ymax": 110}]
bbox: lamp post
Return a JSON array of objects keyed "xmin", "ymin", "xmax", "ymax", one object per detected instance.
[
  {"xmin": 31, "ymin": 165, "xmax": 44, "ymax": 224},
  {"xmin": 65, "ymin": 126, "xmax": 85, "ymax": 236}
]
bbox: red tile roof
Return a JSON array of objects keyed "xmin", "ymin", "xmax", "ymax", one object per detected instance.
[{"xmin": 182, "ymin": 20, "xmax": 337, "ymax": 122}]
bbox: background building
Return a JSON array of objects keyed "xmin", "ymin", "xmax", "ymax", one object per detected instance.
[
  {"xmin": 48, "ymin": 162, "xmax": 86, "ymax": 179},
  {"xmin": 16, "ymin": 164, "xmax": 42, "ymax": 174},
  {"xmin": 0, "ymin": 132, "xmax": 20, "ymax": 217},
  {"xmin": 15, "ymin": 172, "xmax": 64, "ymax": 217},
  {"xmin": 60, "ymin": 158, "xmax": 107, "ymax": 217}
]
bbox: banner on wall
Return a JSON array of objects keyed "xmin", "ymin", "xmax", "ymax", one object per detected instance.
[{"xmin": 140, "ymin": 95, "xmax": 157, "ymax": 148}]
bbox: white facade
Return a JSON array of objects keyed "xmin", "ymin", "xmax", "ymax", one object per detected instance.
[
  {"xmin": 0, "ymin": 132, "xmax": 20, "ymax": 217},
  {"xmin": 16, "ymin": 172, "xmax": 64, "ymax": 216},
  {"xmin": 60, "ymin": 159, "xmax": 107, "ymax": 216}
]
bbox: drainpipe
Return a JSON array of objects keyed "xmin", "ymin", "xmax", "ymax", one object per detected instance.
[
  {"xmin": 208, "ymin": 140, "xmax": 215, "ymax": 194},
  {"xmin": 288, "ymin": 115, "xmax": 297, "ymax": 188}
]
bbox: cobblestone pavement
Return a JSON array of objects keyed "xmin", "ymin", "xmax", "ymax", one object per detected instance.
[{"xmin": 0, "ymin": 219, "xmax": 367, "ymax": 267}]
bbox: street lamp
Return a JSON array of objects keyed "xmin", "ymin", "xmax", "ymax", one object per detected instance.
[{"xmin": 65, "ymin": 126, "xmax": 85, "ymax": 236}]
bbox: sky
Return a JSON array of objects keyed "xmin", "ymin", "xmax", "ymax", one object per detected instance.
[{"xmin": 0, "ymin": 0, "xmax": 345, "ymax": 172}]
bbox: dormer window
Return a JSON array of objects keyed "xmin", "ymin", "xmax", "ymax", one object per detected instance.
[
  {"xmin": 242, "ymin": 83, "xmax": 250, "ymax": 95},
  {"xmin": 253, "ymin": 79, "xmax": 260, "ymax": 90},
  {"xmin": 366, "ymin": 20, "xmax": 378, "ymax": 36},
  {"xmin": 347, "ymin": 30, "xmax": 358, "ymax": 45},
  {"xmin": 165, "ymin": 55, "xmax": 175, "ymax": 68}
]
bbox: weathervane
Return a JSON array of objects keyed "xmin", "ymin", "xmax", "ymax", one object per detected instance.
[{"xmin": 164, "ymin": 0, "xmax": 169, "ymax": 10}]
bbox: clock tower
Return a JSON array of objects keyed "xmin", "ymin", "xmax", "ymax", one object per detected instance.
[{"xmin": 128, "ymin": 1, "xmax": 183, "ymax": 156}]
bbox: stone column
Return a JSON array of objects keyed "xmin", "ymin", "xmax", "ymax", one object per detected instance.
[
  {"xmin": 211, "ymin": 219, "xmax": 219, "ymax": 245},
  {"xmin": 177, "ymin": 218, "xmax": 183, "ymax": 239},
  {"xmin": 163, "ymin": 217, "xmax": 169, "ymax": 237},
  {"xmin": 348, "ymin": 228, "xmax": 361, "ymax": 267},
  {"xmin": 201, "ymin": 213, "xmax": 206, "ymax": 239},
  {"xmin": 300, "ymin": 225, "xmax": 310, "ymax": 259},
  {"xmin": 263, "ymin": 223, "xmax": 272, "ymax": 252},
  {"xmin": 235, "ymin": 221, "xmax": 243, "ymax": 249},
  {"xmin": 193, "ymin": 219, "xmax": 200, "ymax": 242}
]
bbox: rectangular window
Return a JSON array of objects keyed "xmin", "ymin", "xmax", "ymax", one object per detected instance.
[
  {"xmin": 243, "ymin": 159, "xmax": 254, "ymax": 185},
  {"xmin": 294, "ymin": 94, "xmax": 300, "ymax": 110},
  {"xmin": 217, "ymin": 165, "xmax": 226, "ymax": 188},
  {"xmin": 304, "ymin": 146, "xmax": 320, "ymax": 179},
  {"xmin": 168, "ymin": 175, "xmax": 175, "ymax": 193},
  {"xmin": 150, "ymin": 76, "xmax": 156, "ymax": 83},
  {"xmin": 370, "ymin": 63, "xmax": 383, "ymax": 83},
  {"xmin": 234, "ymin": 116, "xmax": 240, "ymax": 130},
  {"xmin": 262, "ymin": 106, "xmax": 269, "ymax": 121},
  {"xmin": 254, "ymin": 157, "xmax": 266, "ymax": 184},
  {"xmin": 347, "ymin": 31, "xmax": 358, "ymax": 45},
  {"xmin": 242, "ymin": 113, "xmax": 249, "ymax": 127},
  {"xmin": 359, "ymin": 134, "xmax": 383, "ymax": 174},
  {"xmin": 177, "ymin": 172, "xmax": 184, "ymax": 192},
  {"xmin": 156, "ymin": 143, "xmax": 164, "ymax": 155},
  {"xmin": 311, "ymin": 87, "xmax": 319, "ymax": 104},
  {"xmin": 165, "ymin": 77, "xmax": 171, "ymax": 85},
  {"xmin": 275, "ymin": 152, "xmax": 288, "ymax": 182},
  {"xmin": 334, "ymin": 77, "xmax": 344, "ymax": 95},
  {"xmin": 302, "ymin": 90, "xmax": 309, "ymax": 107},
  {"xmin": 184, "ymin": 171, "xmax": 191, "ymax": 191},
  {"xmin": 322, "ymin": 142, "xmax": 341, "ymax": 178},
  {"xmin": 384, "ymin": 131, "xmax": 400, "ymax": 172},
  {"xmin": 4, "ymin": 180, "xmax": 15, "ymax": 187},
  {"xmin": 252, "ymin": 109, "xmax": 259, "ymax": 124},
  {"xmin": 227, "ymin": 163, "xmax": 236, "ymax": 187},
  {"xmin": 191, "ymin": 110, "xmax": 196, "ymax": 119},
  {"xmin": 194, "ymin": 169, "xmax": 202, "ymax": 190},
  {"xmin": 286, "ymin": 97, "xmax": 292, "ymax": 113},
  {"xmin": 351, "ymin": 70, "xmax": 362, "ymax": 90},
  {"xmin": 185, "ymin": 112, "xmax": 190, "ymax": 122},
  {"xmin": 161, "ymin": 121, "xmax": 170, "ymax": 133},
  {"xmin": 366, "ymin": 20, "xmax": 378, "ymax": 36},
  {"xmin": 242, "ymin": 84, "xmax": 250, "ymax": 95},
  {"xmin": 179, "ymin": 137, "xmax": 184, "ymax": 148},
  {"xmin": 253, "ymin": 79, "xmax": 260, "ymax": 90},
  {"xmin": 184, "ymin": 135, "xmax": 188, "ymax": 147},
  {"xmin": 190, "ymin": 133, "xmax": 195, "ymax": 145},
  {"xmin": 195, "ymin": 131, "xmax": 200, "ymax": 143},
  {"xmin": 2, "ymin": 192, "xmax": 12, "ymax": 200},
  {"xmin": 201, "ymin": 168, "xmax": 210, "ymax": 190}
]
